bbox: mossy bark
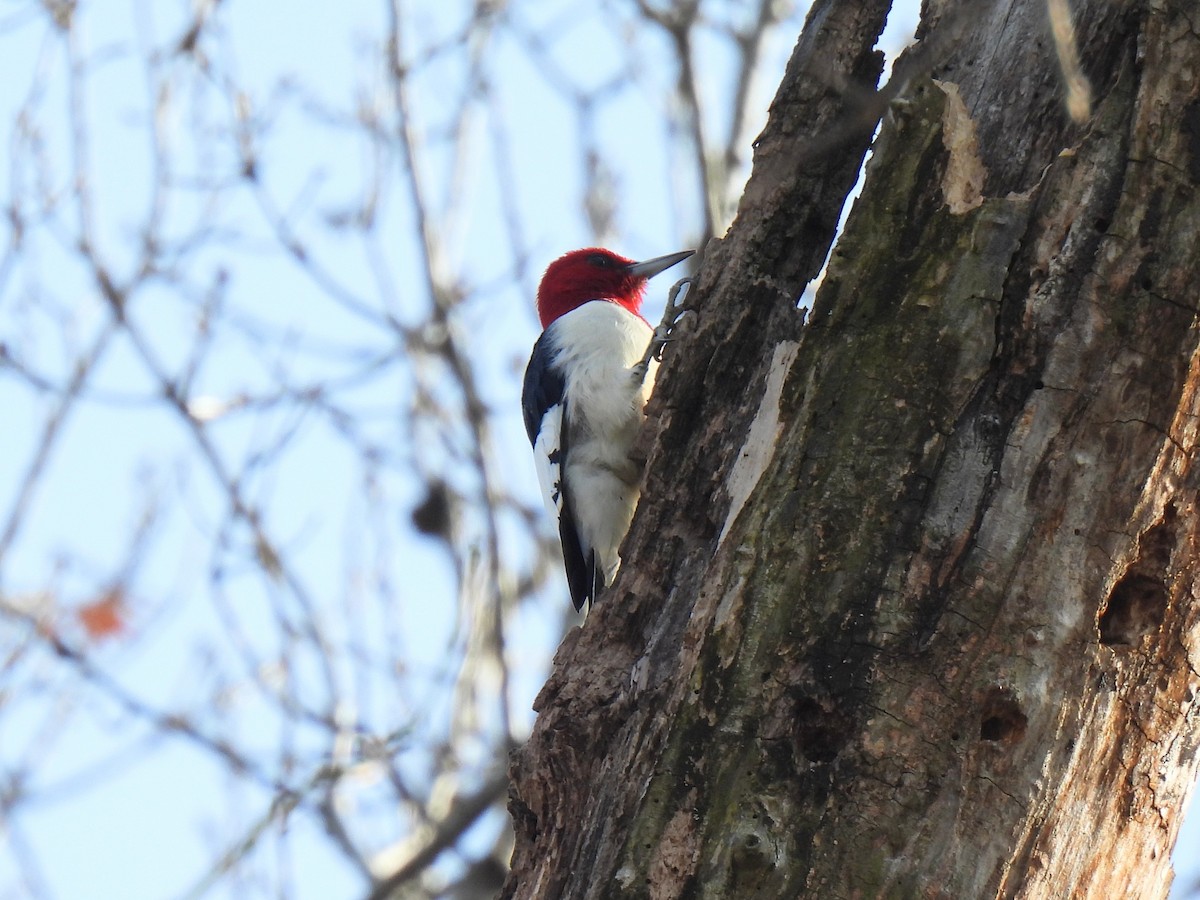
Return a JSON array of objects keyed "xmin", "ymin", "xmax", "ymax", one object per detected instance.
[{"xmin": 504, "ymin": 1, "xmax": 1200, "ymax": 897}]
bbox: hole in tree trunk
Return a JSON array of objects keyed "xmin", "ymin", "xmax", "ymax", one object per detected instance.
[
  {"xmin": 979, "ymin": 690, "xmax": 1027, "ymax": 743},
  {"xmin": 1099, "ymin": 573, "xmax": 1168, "ymax": 647},
  {"xmin": 792, "ymin": 696, "xmax": 852, "ymax": 763}
]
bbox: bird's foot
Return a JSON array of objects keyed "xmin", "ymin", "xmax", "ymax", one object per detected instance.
[
  {"xmin": 654, "ymin": 277, "xmax": 695, "ymax": 358},
  {"xmin": 635, "ymin": 278, "xmax": 695, "ymax": 384}
]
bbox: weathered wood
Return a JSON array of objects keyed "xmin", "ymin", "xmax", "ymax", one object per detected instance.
[{"xmin": 504, "ymin": 0, "xmax": 1200, "ymax": 896}]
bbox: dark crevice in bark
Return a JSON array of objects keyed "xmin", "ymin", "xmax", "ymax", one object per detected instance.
[
  {"xmin": 1100, "ymin": 573, "xmax": 1170, "ymax": 647},
  {"xmin": 980, "ymin": 688, "xmax": 1029, "ymax": 743},
  {"xmin": 1101, "ymin": 510, "xmax": 1178, "ymax": 648}
]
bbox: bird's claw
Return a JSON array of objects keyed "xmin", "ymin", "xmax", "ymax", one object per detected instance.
[
  {"xmin": 634, "ymin": 277, "xmax": 695, "ymax": 385},
  {"xmin": 663, "ymin": 277, "xmax": 693, "ymax": 325},
  {"xmin": 651, "ymin": 310, "xmax": 698, "ymax": 361},
  {"xmin": 647, "ymin": 277, "xmax": 694, "ymax": 359},
  {"xmin": 650, "ymin": 322, "xmax": 672, "ymax": 361}
]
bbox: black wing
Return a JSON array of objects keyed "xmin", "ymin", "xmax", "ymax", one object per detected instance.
[
  {"xmin": 522, "ymin": 335, "xmax": 593, "ymax": 610},
  {"xmin": 521, "ymin": 332, "xmax": 563, "ymax": 446}
]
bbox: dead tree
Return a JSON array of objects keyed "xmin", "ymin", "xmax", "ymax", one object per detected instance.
[{"xmin": 504, "ymin": 0, "xmax": 1200, "ymax": 896}]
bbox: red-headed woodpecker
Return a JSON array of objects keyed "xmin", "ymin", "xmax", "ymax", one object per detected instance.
[{"xmin": 522, "ymin": 247, "xmax": 693, "ymax": 610}]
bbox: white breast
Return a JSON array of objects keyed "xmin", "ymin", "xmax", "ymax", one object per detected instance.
[{"xmin": 549, "ymin": 301, "xmax": 658, "ymax": 442}]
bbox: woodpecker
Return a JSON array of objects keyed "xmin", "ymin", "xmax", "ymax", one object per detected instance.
[{"xmin": 522, "ymin": 247, "xmax": 693, "ymax": 610}]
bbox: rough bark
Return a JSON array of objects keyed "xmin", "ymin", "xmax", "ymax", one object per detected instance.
[{"xmin": 504, "ymin": 0, "xmax": 1200, "ymax": 897}]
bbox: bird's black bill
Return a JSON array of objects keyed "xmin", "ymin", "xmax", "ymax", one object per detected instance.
[{"xmin": 625, "ymin": 250, "xmax": 694, "ymax": 279}]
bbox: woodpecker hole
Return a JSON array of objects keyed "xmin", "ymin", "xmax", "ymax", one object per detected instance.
[
  {"xmin": 1100, "ymin": 514, "xmax": 1175, "ymax": 647},
  {"xmin": 1099, "ymin": 573, "xmax": 1168, "ymax": 647},
  {"xmin": 792, "ymin": 696, "xmax": 852, "ymax": 763},
  {"xmin": 979, "ymin": 690, "xmax": 1027, "ymax": 743}
]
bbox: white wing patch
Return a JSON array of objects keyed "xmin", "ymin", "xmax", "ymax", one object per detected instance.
[{"xmin": 533, "ymin": 401, "xmax": 566, "ymax": 522}]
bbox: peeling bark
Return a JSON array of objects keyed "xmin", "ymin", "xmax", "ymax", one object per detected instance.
[{"xmin": 504, "ymin": 0, "xmax": 1200, "ymax": 897}]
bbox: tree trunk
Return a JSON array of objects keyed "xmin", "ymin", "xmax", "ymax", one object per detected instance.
[{"xmin": 503, "ymin": 0, "xmax": 1200, "ymax": 896}]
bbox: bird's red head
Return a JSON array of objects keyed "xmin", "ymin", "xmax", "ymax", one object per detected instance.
[{"xmin": 535, "ymin": 247, "xmax": 693, "ymax": 328}]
